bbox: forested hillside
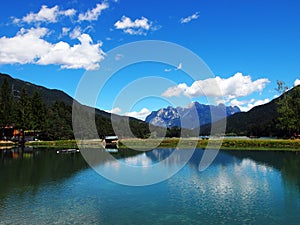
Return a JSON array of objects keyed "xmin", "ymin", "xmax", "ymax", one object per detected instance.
[
  {"xmin": 0, "ymin": 73, "xmax": 151, "ymax": 140},
  {"xmin": 200, "ymin": 85, "xmax": 300, "ymax": 138}
]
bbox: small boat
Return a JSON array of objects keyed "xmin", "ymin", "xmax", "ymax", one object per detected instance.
[{"xmin": 56, "ymin": 149, "xmax": 80, "ymax": 154}]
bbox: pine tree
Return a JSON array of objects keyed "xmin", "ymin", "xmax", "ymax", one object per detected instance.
[
  {"xmin": 17, "ymin": 86, "xmax": 32, "ymax": 130},
  {"xmin": 0, "ymin": 78, "xmax": 13, "ymax": 127},
  {"xmin": 31, "ymin": 91, "xmax": 47, "ymax": 131},
  {"xmin": 45, "ymin": 101, "xmax": 74, "ymax": 140},
  {"xmin": 276, "ymin": 81, "xmax": 300, "ymax": 137}
]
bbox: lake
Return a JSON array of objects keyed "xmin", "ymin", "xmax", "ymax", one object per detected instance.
[{"xmin": 0, "ymin": 147, "xmax": 300, "ymax": 224}]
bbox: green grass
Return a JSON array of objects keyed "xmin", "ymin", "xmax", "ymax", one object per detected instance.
[
  {"xmin": 219, "ymin": 139, "xmax": 300, "ymax": 151},
  {"xmin": 27, "ymin": 140, "xmax": 77, "ymax": 148},
  {"xmin": 26, "ymin": 138, "xmax": 300, "ymax": 151},
  {"xmin": 120, "ymin": 138, "xmax": 300, "ymax": 151}
]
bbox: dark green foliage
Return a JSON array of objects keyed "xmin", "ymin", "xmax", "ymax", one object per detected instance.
[
  {"xmin": 95, "ymin": 116, "xmax": 114, "ymax": 137},
  {"xmin": 95, "ymin": 116, "xmax": 151, "ymax": 139},
  {"xmin": 0, "ymin": 78, "xmax": 13, "ymax": 127},
  {"xmin": 166, "ymin": 126, "xmax": 181, "ymax": 137},
  {"xmin": 0, "ymin": 73, "xmax": 73, "ymax": 106},
  {"xmin": 276, "ymin": 81, "xmax": 300, "ymax": 137},
  {"xmin": 16, "ymin": 87, "xmax": 33, "ymax": 129},
  {"xmin": 44, "ymin": 101, "xmax": 74, "ymax": 140},
  {"xmin": 31, "ymin": 91, "xmax": 47, "ymax": 131},
  {"xmin": 201, "ymin": 85, "xmax": 300, "ymax": 138},
  {"xmin": 165, "ymin": 126, "xmax": 198, "ymax": 138},
  {"xmin": 0, "ymin": 73, "xmax": 153, "ymax": 140},
  {"xmin": 129, "ymin": 120, "xmax": 150, "ymax": 138}
]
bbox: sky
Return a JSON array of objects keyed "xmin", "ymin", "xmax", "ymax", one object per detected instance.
[{"xmin": 0, "ymin": 0, "xmax": 300, "ymax": 120}]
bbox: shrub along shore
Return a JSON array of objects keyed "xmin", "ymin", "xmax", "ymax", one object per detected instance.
[{"xmin": 3, "ymin": 138, "xmax": 296, "ymax": 151}]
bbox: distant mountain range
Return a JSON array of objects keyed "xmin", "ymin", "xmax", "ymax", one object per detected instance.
[
  {"xmin": 145, "ymin": 102, "xmax": 240, "ymax": 129},
  {"xmin": 1, "ymin": 72, "xmax": 298, "ymax": 138},
  {"xmin": 146, "ymin": 86, "xmax": 300, "ymax": 137}
]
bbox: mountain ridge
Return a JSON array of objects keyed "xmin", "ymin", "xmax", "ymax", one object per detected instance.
[
  {"xmin": 145, "ymin": 102, "xmax": 241, "ymax": 129},
  {"xmin": 0, "ymin": 72, "xmax": 73, "ymax": 106},
  {"xmin": 0, "ymin": 72, "xmax": 151, "ymax": 139},
  {"xmin": 0, "ymin": 72, "xmax": 124, "ymax": 120}
]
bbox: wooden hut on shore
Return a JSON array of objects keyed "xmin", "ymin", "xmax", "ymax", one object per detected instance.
[{"xmin": 104, "ymin": 136, "xmax": 119, "ymax": 148}]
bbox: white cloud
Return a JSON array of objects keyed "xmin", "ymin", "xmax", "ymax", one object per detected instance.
[
  {"xmin": 63, "ymin": 9, "xmax": 77, "ymax": 17},
  {"xmin": 105, "ymin": 107, "xmax": 151, "ymax": 120},
  {"xmin": 69, "ymin": 27, "xmax": 82, "ymax": 39},
  {"xmin": 176, "ymin": 62, "xmax": 182, "ymax": 70},
  {"xmin": 38, "ymin": 33, "xmax": 104, "ymax": 70},
  {"xmin": 16, "ymin": 5, "xmax": 76, "ymax": 24},
  {"xmin": 105, "ymin": 107, "xmax": 122, "ymax": 114},
  {"xmin": 61, "ymin": 27, "xmax": 70, "ymax": 37},
  {"xmin": 125, "ymin": 108, "xmax": 151, "ymax": 120},
  {"xmin": 0, "ymin": 28, "xmax": 51, "ymax": 64},
  {"xmin": 0, "ymin": 28, "xmax": 105, "ymax": 70},
  {"xmin": 115, "ymin": 53, "xmax": 123, "ymax": 61},
  {"xmin": 164, "ymin": 62, "xmax": 182, "ymax": 72},
  {"xmin": 294, "ymin": 78, "xmax": 300, "ymax": 87},
  {"xmin": 115, "ymin": 16, "xmax": 150, "ymax": 29},
  {"xmin": 180, "ymin": 12, "xmax": 200, "ymax": 24},
  {"xmin": 162, "ymin": 72, "xmax": 270, "ymax": 99},
  {"xmin": 78, "ymin": 3, "xmax": 109, "ymax": 22},
  {"xmin": 114, "ymin": 16, "xmax": 152, "ymax": 35},
  {"xmin": 162, "ymin": 83, "xmax": 188, "ymax": 97},
  {"xmin": 230, "ymin": 98, "xmax": 270, "ymax": 112}
]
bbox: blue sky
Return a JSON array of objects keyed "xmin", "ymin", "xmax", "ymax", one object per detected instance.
[{"xmin": 0, "ymin": 0, "xmax": 299, "ymax": 119}]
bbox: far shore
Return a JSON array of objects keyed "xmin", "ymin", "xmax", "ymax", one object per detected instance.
[{"xmin": 1, "ymin": 138, "xmax": 299, "ymax": 151}]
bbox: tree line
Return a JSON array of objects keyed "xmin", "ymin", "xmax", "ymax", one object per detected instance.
[
  {"xmin": 200, "ymin": 81, "xmax": 300, "ymax": 138},
  {"xmin": 4, "ymin": 75, "xmax": 297, "ymax": 140},
  {"xmin": 0, "ymin": 78, "xmax": 73, "ymax": 140},
  {"xmin": 0, "ymin": 77, "xmax": 153, "ymax": 140},
  {"xmin": 276, "ymin": 81, "xmax": 300, "ymax": 137}
]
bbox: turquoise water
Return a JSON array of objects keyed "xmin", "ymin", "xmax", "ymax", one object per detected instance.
[{"xmin": 0, "ymin": 148, "xmax": 300, "ymax": 224}]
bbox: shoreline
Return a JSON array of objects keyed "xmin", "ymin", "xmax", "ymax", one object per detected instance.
[
  {"xmin": 119, "ymin": 138, "xmax": 300, "ymax": 152},
  {"xmin": 7, "ymin": 138, "xmax": 299, "ymax": 151},
  {"xmin": 1, "ymin": 138, "xmax": 300, "ymax": 151}
]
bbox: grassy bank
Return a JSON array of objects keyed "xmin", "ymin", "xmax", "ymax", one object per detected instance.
[
  {"xmin": 218, "ymin": 139, "xmax": 300, "ymax": 151},
  {"xmin": 27, "ymin": 140, "xmax": 77, "ymax": 148},
  {"xmin": 25, "ymin": 138, "xmax": 300, "ymax": 151},
  {"xmin": 119, "ymin": 138, "xmax": 300, "ymax": 151},
  {"xmin": 0, "ymin": 141, "xmax": 16, "ymax": 147}
]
